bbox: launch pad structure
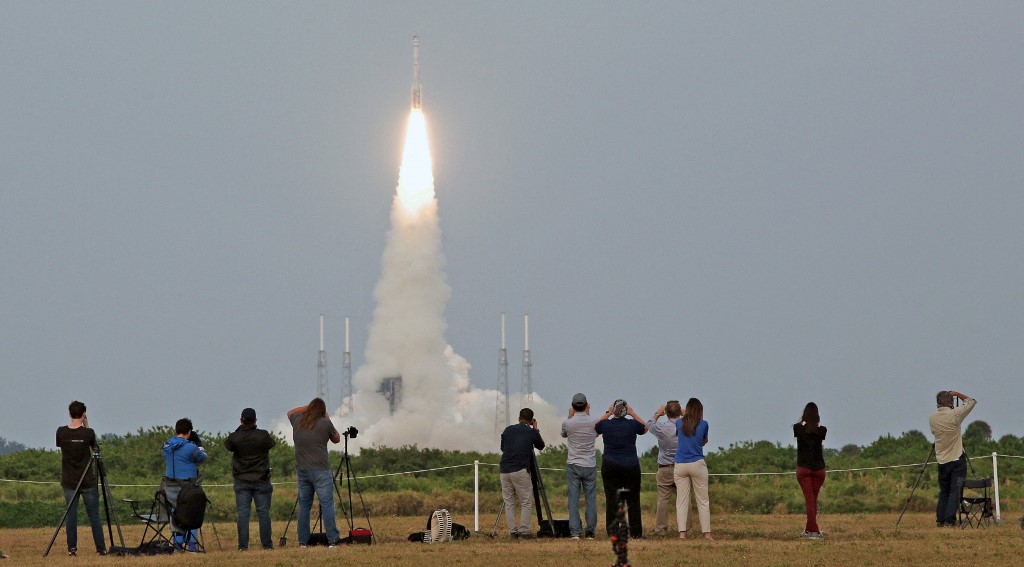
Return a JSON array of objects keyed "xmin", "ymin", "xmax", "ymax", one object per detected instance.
[
  {"xmin": 316, "ymin": 315, "xmax": 328, "ymax": 407},
  {"xmin": 379, "ymin": 376, "xmax": 402, "ymax": 414},
  {"xmin": 342, "ymin": 316, "xmax": 353, "ymax": 415},
  {"xmin": 495, "ymin": 313, "xmax": 510, "ymax": 434},
  {"xmin": 520, "ymin": 315, "xmax": 533, "ymax": 409}
]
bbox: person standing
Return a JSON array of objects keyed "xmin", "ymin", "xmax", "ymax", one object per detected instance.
[
  {"xmin": 287, "ymin": 398, "xmax": 341, "ymax": 546},
  {"xmin": 929, "ymin": 390, "xmax": 976, "ymax": 527},
  {"xmin": 561, "ymin": 393, "xmax": 599, "ymax": 540},
  {"xmin": 163, "ymin": 417, "xmax": 207, "ymax": 549},
  {"xmin": 56, "ymin": 401, "xmax": 107, "ymax": 557},
  {"xmin": 225, "ymin": 407, "xmax": 276, "ymax": 551},
  {"xmin": 648, "ymin": 400, "xmax": 682, "ymax": 536},
  {"xmin": 595, "ymin": 399, "xmax": 648, "ymax": 538},
  {"xmin": 500, "ymin": 407, "xmax": 545, "ymax": 538},
  {"xmin": 674, "ymin": 397, "xmax": 712, "ymax": 540},
  {"xmin": 794, "ymin": 402, "xmax": 827, "ymax": 538}
]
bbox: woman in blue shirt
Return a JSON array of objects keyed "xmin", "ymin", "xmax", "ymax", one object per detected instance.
[{"xmin": 674, "ymin": 398, "xmax": 712, "ymax": 540}]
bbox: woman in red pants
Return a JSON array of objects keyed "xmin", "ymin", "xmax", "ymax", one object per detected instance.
[{"xmin": 794, "ymin": 402, "xmax": 827, "ymax": 538}]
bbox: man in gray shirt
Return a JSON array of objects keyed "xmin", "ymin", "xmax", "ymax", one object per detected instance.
[
  {"xmin": 560, "ymin": 393, "xmax": 599, "ymax": 540},
  {"xmin": 647, "ymin": 400, "xmax": 682, "ymax": 536}
]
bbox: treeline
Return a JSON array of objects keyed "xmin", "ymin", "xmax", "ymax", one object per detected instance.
[
  {"xmin": 0, "ymin": 422, "xmax": 1021, "ymax": 528},
  {"xmin": 0, "ymin": 437, "xmax": 27, "ymax": 456}
]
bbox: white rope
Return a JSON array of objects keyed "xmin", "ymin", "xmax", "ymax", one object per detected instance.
[{"xmin": 0, "ymin": 453, "xmax": 1016, "ymax": 486}]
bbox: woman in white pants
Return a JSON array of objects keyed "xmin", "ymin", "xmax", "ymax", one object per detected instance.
[{"xmin": 673, "ymin": 398, "xmax": 712, "ymax": 540}]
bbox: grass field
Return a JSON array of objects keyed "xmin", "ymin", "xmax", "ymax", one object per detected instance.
[{"xmin": 1, "ymin": 512, "xmax": 1020, "ymax": 566}]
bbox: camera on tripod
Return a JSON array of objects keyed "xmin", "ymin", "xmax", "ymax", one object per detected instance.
[{"xmin": 343, "ymin": 426, "xmax": 358, "ymax": 438}]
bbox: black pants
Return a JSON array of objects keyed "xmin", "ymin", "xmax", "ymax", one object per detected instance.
[
  {"xmin": 601, "ymin": 459, "xmax": 643, "ymax": 537},
  {"xmin": 936, "ymin": 454, "xmax": 967, "ymax": 525}
]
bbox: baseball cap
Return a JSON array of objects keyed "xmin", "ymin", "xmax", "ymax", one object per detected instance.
[{"xmin": 571, "ymin": 393, "xmax": 588, "ymax": 410}]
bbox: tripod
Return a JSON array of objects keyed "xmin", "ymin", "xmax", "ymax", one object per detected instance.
[
  {"xmin": 44, "ymin": 449, "xmax": 126, "ymax": 557},
  {"xmin": 895, "ymin": 444, "xmax": 935, "ymax": 530},
  {"xmin": 529, "ymin": 454, "xmax": 561, "ymax": 537},
  {"xmin": 336, "ymin": 430, "xmax": 375, "ymax": 542}
]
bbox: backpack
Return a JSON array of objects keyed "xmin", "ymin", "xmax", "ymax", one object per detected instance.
[
  {"xmin": 172, "ymin": 481, "xmax": 207, "ymax": 531},
  {"xmin": 407, "ymin": 509, "xmax": 471, "ymax": 543}
]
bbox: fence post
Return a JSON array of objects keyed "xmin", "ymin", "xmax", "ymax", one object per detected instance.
[
  {"xmin": 991, "ymin": 452, "xmax": 1001, "ymax": 523},
  {"xmin": 474, "ymin": 459, "xmax": 480, "ymax": 532}
]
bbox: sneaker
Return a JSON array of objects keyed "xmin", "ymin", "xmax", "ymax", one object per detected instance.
[
  {"xmin": 570, "ymin": 535, "xmax": 581, "ymax": 541},
  {"xmin": 802, "ymin": 530, "xmax": 823, "ymax": 539},
  {"xmin": 97, "ymin": 549, "xmax": 109, "ymax": 556},
  {"xmin": 67, "ymin": 548, "xmax": 77, "ymax": 557},
  {"xmin": 584, "ymin": 531, "xmax": 595, "ymax": 540}
]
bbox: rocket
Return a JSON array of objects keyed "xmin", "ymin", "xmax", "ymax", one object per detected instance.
[{"xmin": 411, "ymin": 35, "xmax": 422, "ymax": 109}]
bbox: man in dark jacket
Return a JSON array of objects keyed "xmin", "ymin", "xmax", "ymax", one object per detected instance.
[
  {"xmin": 224, "ymin": 408, "xmax": 276, "ymax": 550},
  {"xmin": 499, "ymin": 407, "xmax": 545, "ymax": 538}
]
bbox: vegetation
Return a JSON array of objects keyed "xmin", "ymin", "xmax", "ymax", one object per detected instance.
[{"xmin": 1, "ymin": 421, "xmax": 1022, "ymax": 529}]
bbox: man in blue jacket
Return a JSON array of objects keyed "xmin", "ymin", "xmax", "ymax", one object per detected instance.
[{"xmin": 162, "ymin": 418, "xmax": 207, "ymax": 548}]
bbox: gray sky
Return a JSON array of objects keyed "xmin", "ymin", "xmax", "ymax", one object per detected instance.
[{"xmin": 2, "ymin": 2, "xmax": 1021, "ymax": 453}]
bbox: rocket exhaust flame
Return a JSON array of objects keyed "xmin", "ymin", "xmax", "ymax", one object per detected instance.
[{"xmin": 396, "ymin": 109, "xmax": 434, "ymax": 214}]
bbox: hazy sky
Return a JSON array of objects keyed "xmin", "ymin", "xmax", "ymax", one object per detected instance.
[{"xmin": 2, "ymin": 2, "xmax": 1021, "ymax": 453}]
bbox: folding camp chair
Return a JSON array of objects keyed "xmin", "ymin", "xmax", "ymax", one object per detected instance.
[
  {"xmin": 123, "ymin": 490, "xmax": 175, "ymax": 554},
  {"xmin": 958, "ymin": 477, "xmax": 994, "ymax": 529},
  {"xmin": 124, "ymin": 479, "xmax": 205, "ymax": 552}
]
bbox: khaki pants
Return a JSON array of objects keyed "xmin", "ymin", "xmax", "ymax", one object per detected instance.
[
  {"xmin": 674, "ymin": 460, "xmax": 711, "ymax": 534},
  {"xmin": 500, "ymin": 468, "xmax": 534, "ymax": 535},
  {"xmin": 655, "ymin": 466, "xmax": 676, "ymax": 532}
]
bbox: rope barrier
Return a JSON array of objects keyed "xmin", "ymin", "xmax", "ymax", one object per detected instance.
[{"xmin": 1, "ymin": 453, "xmax": 1018, "ymax": 487}]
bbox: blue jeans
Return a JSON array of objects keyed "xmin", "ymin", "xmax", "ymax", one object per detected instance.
[
  {"xmin": 297, "ymin": 469, "xmax": 339, "ymax": 544},
  {"xmin": 234, "ymin": 479, "xmax": 274, "ymax": 549},
  {"xmin": 937, "ymin": 455, "xmax": 967, "ymax": 524},
  {"xmin": 566, "ymin": 464, "xmax": 597, "ymax": 537},
  {"xmin": 62, "ymin": 486, "xmax": 105, "ymax": 552}
]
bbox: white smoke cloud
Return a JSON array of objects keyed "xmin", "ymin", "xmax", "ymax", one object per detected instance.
[{"xmin": 274, "ymin": 110, "xmax": 559, "ymax": 452}]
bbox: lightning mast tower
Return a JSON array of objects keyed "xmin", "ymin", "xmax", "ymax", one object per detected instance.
[
  {"xmin": 316, "ymin": 314, "xmax": 328, "ymax": 406},
  {"xmin": 342, "ymin": 316, "xmax": 353, "ymax": 415},
  {"xmin": 495, "ymin": 312, "xmax": 509, "ymax": 434},
  {"xmin": 520, "ymin": 314, "xmax": 533, "ymax": 408}
]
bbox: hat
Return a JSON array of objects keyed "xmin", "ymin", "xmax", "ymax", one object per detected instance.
[
  {"xmin": 612, "ymin": 399, "xmax": 628, "ymax": 418},
  {"xmin": 241, "ymin": 408, "xmax": 257, "ymax": 421},
  {"xmin": 571, "ymin": 393, "xmax": 588, "ymax": 410}
]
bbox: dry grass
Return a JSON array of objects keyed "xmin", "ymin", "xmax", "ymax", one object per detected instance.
[{"xmin": 2, "ymin": 513, "xmax": 1021, "ymax": 566}]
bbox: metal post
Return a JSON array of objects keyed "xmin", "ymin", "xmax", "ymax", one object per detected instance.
[
  {"xmin": 992, "ymin": 452, "xmax": 1001, "ymax": 523},
  {"xmin": 474, "ymin": 460, "xmax": 480, "ymax": 532}
]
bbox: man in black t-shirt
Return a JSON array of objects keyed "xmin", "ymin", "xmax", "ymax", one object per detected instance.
[{"xmin": 55, "ymin": 400, "xmax": 106, "ymax": 556}]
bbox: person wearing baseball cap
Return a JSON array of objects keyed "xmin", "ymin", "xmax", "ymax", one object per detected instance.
[
  {"xmin": 225, "ymin": 408, "xmax": 276, "ymax": 550},
  {"xmin": 561, "ymin": 393, "xmax": 599, "ymax": 540}
]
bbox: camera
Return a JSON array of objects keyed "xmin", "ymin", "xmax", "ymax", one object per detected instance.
[{"xmin": 344, "ymin": 426, "xmax": 358, "ymax": 438}]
